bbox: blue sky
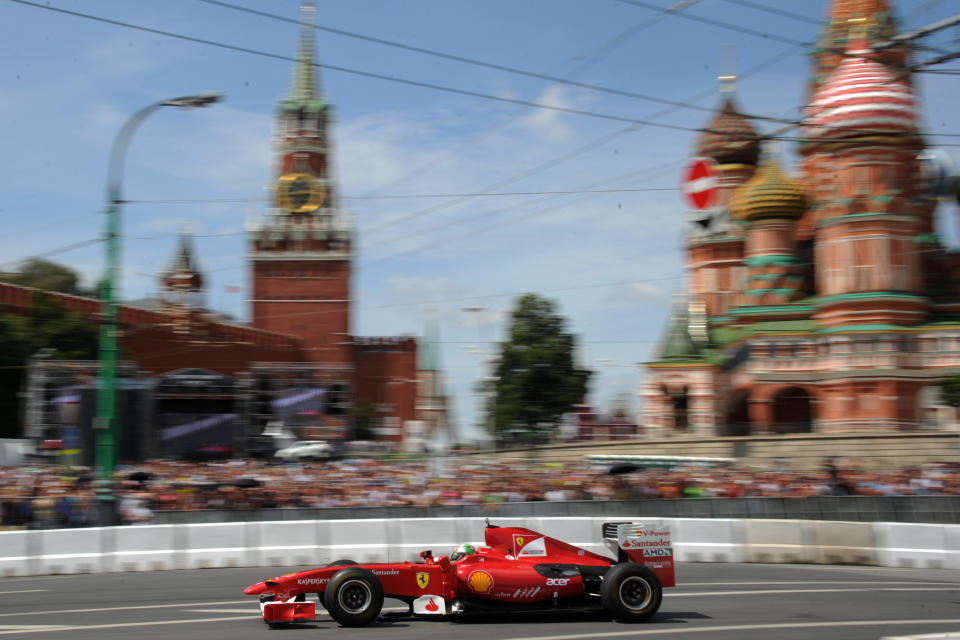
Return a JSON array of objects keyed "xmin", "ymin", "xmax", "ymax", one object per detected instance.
[{"xmin": 2, "ymin": 0, "xmax": 959, "ymax": 440}]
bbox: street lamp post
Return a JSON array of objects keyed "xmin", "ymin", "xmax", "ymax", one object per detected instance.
[{"xmin": 95, "ymin": 93, "xmax": 222, "ymax": 525}]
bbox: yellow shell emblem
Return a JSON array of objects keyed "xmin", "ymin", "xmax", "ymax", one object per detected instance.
[
  {"xmin": 416, "ymin": 572, "xmax": 429, "ymax": 589},
  {"xmin": 468, "ymin": 570, "xmax": 494, "ymax": 594}
]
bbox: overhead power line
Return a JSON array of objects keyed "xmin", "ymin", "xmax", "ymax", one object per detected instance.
[
  {"xmin": 361, "ymin": 162, "xmax": 684, "ymax": 254},
  {"xmin": 358, "ymin": 0, "xmax": 702, "ymax": 199},
  {"xmin": 714, "ymin": 0, "xmax": 820, "ymax": 25},
  {"xmin": 198, "ymin": 0, "xmax": 796, "ymax": 122},
  {"xmin": 0, "ymin": 237, "xmax": 104, "ymax": 270},
  {"xmin": 126, "ymin": 187, "xmax": 678, "ymax": 206},
  {"xmin": 616, "ymin": 0, "xmax": 808, "ymax": 46},
  {"xmin": 7, "ymin": 0, "xmax": 710, "ymax": 135},
  {"xmin": 359, "ymin": 43, "xmax": 804, "ymax": 240}
]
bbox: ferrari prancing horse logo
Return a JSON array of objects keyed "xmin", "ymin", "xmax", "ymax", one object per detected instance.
[{"xmin": 416, "ymin": 572, "xmax": 429, "ymax": 589}]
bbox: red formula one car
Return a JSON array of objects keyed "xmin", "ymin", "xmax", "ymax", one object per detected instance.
[{"xmin": 244, "ymin": 520, "xmax": 675, "ymax": 627}]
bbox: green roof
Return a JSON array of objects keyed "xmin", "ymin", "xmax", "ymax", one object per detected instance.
[
  {"xmin": 711, "ymin": 318, "xmax": 817, "ymax": 347},
  {"xmin": 653, "ymin": 309, "xmax": 704, "ymax": 362}
]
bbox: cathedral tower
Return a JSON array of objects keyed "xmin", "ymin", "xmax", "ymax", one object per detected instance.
[
  {"xmin": 730, "ymin": 146, "xmax": 807, "ymax": 308},
  {"xmin": 687, "ymin": 79, "xmax": 760, "ymax": 319},
  {"xmin": 249, "ymin": 0, "xmax": 353, "ymax": 365},
  {"xmin": 802, "ymin": 28, "xmax": 927, "ymax": 330}
]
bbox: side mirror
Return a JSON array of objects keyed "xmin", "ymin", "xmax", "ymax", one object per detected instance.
[{"xmin": 420, "ymin": 549, "xmax": 433, "ymax": 561}]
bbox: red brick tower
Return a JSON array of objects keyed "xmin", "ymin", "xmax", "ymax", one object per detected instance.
[{"xmin": 249, "ymin": 0, "xmax": 352, "ymax": 365}]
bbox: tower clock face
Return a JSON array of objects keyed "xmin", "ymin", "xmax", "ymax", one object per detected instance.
[{"xmin": 277, "ymin": 173, "xmax": 326, "ymax": 213}]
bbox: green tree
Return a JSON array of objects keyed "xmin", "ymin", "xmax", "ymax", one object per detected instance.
[
  {"xmin": 936, "ymin": 376, "xmax": 960, "ymax": 420},
  {"xmin": 0, "ymin": 258, "xmax": 97, "ymax": 297},
  {"xmin": 0, "ymin": 313, "xmax": 33, "ymax": 438},
  {"xmin": 0, "ymin": 293, "xmax": 99, "ymax": 438},
  {"xmin": 491, "ymin": 294, "xmax": 590, "ymax": 442},
  {"xmin": 350, "ymin": 398, "xmax": 377, "ymax": 441}
]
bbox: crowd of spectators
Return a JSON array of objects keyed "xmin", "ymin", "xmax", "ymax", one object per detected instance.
[{"xmin": 1, "ymin": 457, "xmax": 958, "ymax": 529}]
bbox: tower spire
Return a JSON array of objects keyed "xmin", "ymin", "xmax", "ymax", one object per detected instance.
[
  {"xmin": 718, "ymin": 43, "xmax": 737, "ymax": 99},
  {"xmin": 286, "ymin": 0, "xmax": 322, "ymax": 106}
]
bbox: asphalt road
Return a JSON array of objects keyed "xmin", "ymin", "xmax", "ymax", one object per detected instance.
[{"xmin": 1, "ymin": 563, "xmax": 958, "ymax": 640}]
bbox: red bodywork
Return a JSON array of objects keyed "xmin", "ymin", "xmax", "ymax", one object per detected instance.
[{"xmin": 244, "ymin": 523, "xmax": 674, "ymax": 622}]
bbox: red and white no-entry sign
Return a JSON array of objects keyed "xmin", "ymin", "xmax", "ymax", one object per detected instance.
[{"xmin": 681, "ymin": 156, "xmax": 719, "ymax": 211}]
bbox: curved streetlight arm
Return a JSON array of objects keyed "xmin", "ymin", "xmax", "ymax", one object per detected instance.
[
  {"xmin": 106, "ymin": 92, "xmax": 223, "ymax": 203},
  {"xmin": 95, "ymin": 92, "xmax": 222, "ymax": 493}
]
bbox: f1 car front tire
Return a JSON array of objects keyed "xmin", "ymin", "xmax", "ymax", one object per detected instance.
[
  {"xmin": 323, "ymin": 567, "xmax": 384, "ymax": 627},
  {"xmin": 326, "ymin": 559, "xmax": 358, "ymax": 567},
  {"xmin": 600, "ymin": 563, "xmax": 662, "ymax": 622}
]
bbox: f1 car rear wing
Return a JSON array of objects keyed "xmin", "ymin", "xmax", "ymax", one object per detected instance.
[{"xmin": 602, "ymin": 521, "xmax": 675, "ymax": 588}]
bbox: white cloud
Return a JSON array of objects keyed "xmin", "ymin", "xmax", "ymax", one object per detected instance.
[
  {"xmin": 623, "ymin": 280, "xmax": 671, "ymax": 303},
  {"xmin": 517, "ymin": 85, "xmax": 573, "ymax": 142}
]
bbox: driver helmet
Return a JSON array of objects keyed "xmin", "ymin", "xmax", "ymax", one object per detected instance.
[{"xmin": 449, "ymin": 543, "xmax": 476, "ymax": 562}]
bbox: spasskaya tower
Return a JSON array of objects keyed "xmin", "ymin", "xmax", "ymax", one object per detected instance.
[{"xmin": 249, "ymin": 0, "xmax": 352, "ymax": 366}]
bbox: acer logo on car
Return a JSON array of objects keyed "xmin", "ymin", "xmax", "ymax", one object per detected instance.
[{"xmin": 546, "ymin": 578, "xmax": 570, "ymax": 586}]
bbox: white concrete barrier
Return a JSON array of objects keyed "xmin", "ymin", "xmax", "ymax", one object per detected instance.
[
  {"xmin": 324, "ymin": 519, "xmax": 389, "ymax": 564},
  {"xmin": 742, "ymin": 519, "xmax": 816, "ymax": 564},
  {"xmin": 2, "ymin": 516, "xmax": 958, "ymax": 577},
  {"xmin": 253, "ymin": 520, "xmax": 320, "ymax": 567},
  {"xmin": 810, "ymin": 521, "xmax": 877, "ymax": 565},
  {"xmin": 531, "ymin": 517, "xmax": 607, "ymax": 556},
  {"xmin": 0, "ymin": 530, "xmax": 29, "ymax": 577},
  {"xmin": 38, "ymin": 527, "xmax": 104, "ymax": 574},
  {"xmin": 673, "ymin": 518, "xmax": 743, "ymax": 563},
  {"xmin": 183, "ymin": 522, "xmax": 254, "ymax": 569},
  {"xmin": 874, "ymin": 523, "xmax": 948, "ymax": 569},
  {"xmin": 945, "ymin": 524, "xmax": 960, "ymax": 570},
  {"xmin": 388, "ymin": 518, "xmax": 459, "ymax": 563},
  {"xmin": 109, "ymin": 525, "xmax": 178, "ymax": 572}
]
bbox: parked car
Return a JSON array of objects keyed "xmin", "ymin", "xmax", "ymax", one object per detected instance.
[{"xmin": 273, "ymin": 440, "xmax": 334, "ymax": 461}]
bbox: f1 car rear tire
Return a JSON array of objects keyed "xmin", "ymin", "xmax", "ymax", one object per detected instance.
[
  {"xmin": 600, "ymin": 563, "xmax": 662, "ymax": 622},
  {"xmin": 323, "ymin": 567, "xmax": 384, "ymax": 627}
]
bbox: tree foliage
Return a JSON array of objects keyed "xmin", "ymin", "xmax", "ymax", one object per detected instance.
[
  {"xmin": 0, "ymin": 292, "xmax": 99, "ymax": 438},
  {"xmin": 491, "ymin": 294, "xmax": 590, "ymax": 441},
  {"xmin": 937, "ymin": 376, "xmax": 960, "ymax": 416},
  {"xmin": 0, "ymin": 258, "xmax": 97, "ymax": 297},
  {"xmin": 350, "ymin": 398, "xmax": 377, "ymax": 441}
]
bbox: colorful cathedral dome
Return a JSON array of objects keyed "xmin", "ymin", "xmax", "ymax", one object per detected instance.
[
  {"xmin": 804, "ymin": 38, "xmax": 917, "ymax": 144},
  {"xmin": 730, "ymin": 153, "xmax": 806, "ymax": 221},
  {"xmin": 697, "ymin": 99, "xmax": 760, "ymax": 166}
]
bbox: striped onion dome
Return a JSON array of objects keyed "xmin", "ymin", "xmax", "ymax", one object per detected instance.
[
  {"xmin": 804, "ymin": 38, "xmax": 917, "ymax": 144},
  {"xmin": 697, "ymin": 99, "xmax": 760, "ymax": 166},
  {"xmin": 729, "ymin": 153, "xmax": 806, "ymax": 221}
]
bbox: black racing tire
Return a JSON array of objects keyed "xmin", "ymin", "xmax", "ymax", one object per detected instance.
[
  {"xmin": 319, "ymin": 562, "xmax": 354, "ymax": 601},
  {"xmin": 600, "ymin": 563, "xmax": 662, "ymax": 622},
  {"xmin": 327, "ymin": 559, "xmax": 358, "ymax": 567},
  {"xmin": 323, "ymin": 567, "xmax": 384, "ymax": 627}
]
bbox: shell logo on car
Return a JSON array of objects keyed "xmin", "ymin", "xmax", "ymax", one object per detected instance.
[{"xmin": 467, "ymin": 570, "xmax": 494, "ymax": 594}]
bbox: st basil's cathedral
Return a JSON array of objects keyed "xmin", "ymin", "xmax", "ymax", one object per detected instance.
[{"xmin": 643, "ymin": 0, "xmax": 960, "ymax": 437}]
